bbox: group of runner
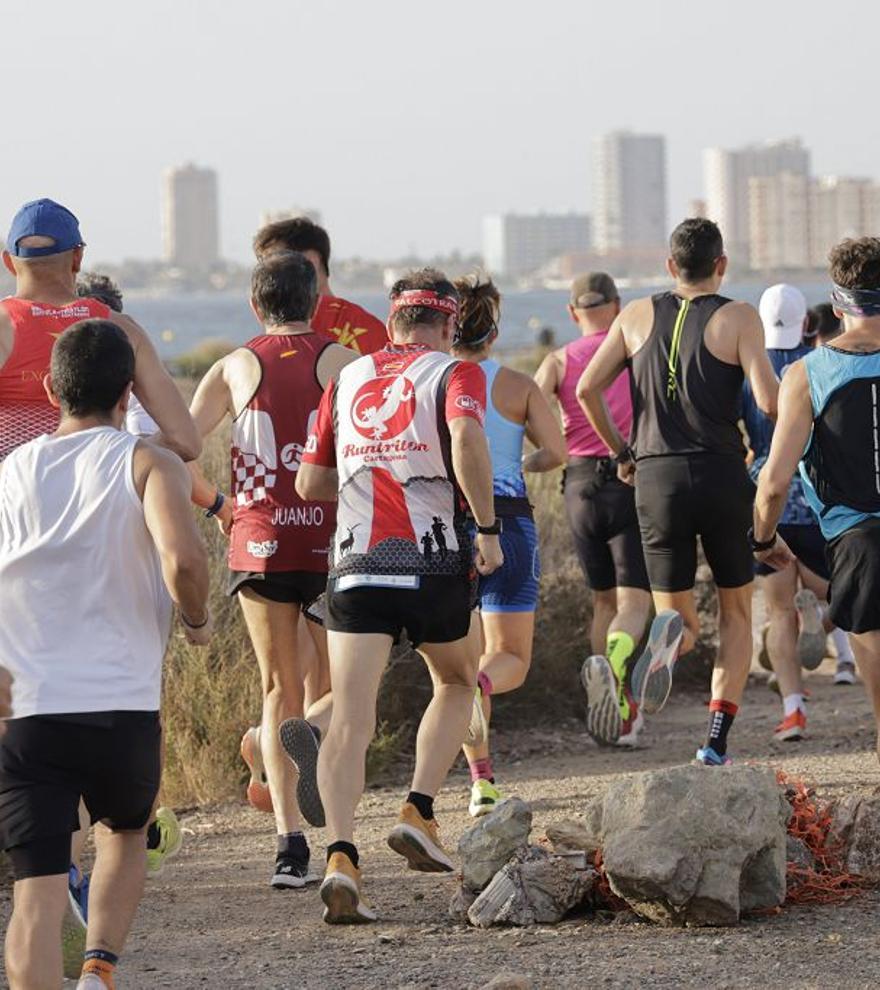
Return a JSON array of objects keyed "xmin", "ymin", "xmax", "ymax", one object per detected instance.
[{"xmin": 3, "ymin": 200, "xmax": 880, "ymax": 983}]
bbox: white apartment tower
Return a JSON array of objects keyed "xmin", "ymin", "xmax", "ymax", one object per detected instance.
[
  {"xmin": 748, "ymin": 172, "xmax": 811, "ymax": 270},
  {"xmin": 592, "ymin": 131, "xmax": 667, "ymax": 255},
  {"xmin": 482, "ymin": 213, "xmax": 592, "ymax": 279},
  {"xmin": 162, "ymin": 164, "xmax": 220, "ymax": 270}
]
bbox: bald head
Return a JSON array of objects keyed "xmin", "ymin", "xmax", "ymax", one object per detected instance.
[{"xmin": 3, "ymin": 237, "xmax": 82, "ymax": 283}]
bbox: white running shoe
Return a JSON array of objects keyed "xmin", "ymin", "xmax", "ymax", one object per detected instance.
[
  {"xmin": 630, "ymin": 610, "xmax": 685, "ymax": 714},
  {"xmin": 581, "ymin": 656, "xmax": 622, "ymax": 745},
  {"xmin": 77, "ymin": 977, "xmax": 107, "ymax": 990},
  {"xmin": 834, "ymin": 662, "xmax": 857, "ymax": 686},
  {"xmin": 794, "ymin": 589, "xmax": 826, "ymax": 670}
]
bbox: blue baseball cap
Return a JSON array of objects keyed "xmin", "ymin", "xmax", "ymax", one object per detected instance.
[{"xmin": 6, "ymin": 198, "xmax": 84, "ymax": 257}]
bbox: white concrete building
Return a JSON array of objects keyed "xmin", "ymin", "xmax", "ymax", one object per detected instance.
[
  {"xmin": 482, "ymin": 212, "xmax": 591, "ymax": 279},
  {"xmin": 161, "ymin": 164, "xmax": 220, "ymax": 270}
]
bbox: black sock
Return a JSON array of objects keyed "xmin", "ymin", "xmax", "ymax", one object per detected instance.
[
  {"xmin": 276, "ymin": 831, "xmax": 308, "ymax": 858},
  {"xmin": 84, "ymin": 948, "xmax": 119, "ymax": 965},
  {"xmin": 327, "ymin": 840, "xmax": 359, "ymax": 868},
  {"xmin": 308, "ymin": 722, "xmax": 321, "ymax": 745},
  {"xmin": 705, "ymin": 701, "xmax": 738, "ymax": 756},
  {"xmin": 146, "ymin": 821, "xmax": 161, "ymax": 851},
  {"xmin": 406, "ymin": 791, "xmax": 435, "ymax": 821}
]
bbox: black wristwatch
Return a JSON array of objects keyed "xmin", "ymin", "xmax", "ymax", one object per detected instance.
[
  {"xmin": 205, "ymin": 492, "xmax": 225, "ymax": 518},
  {"xmin": 476, "ymin": 519, "xmax": 502, "ymax": 536},
  {"xmin": 615, "ymin": 445, "xmax": 635, "ymax": 466},
  {"xmin": 748, "ymin": 527, "xmax": 777, "ymax": 552}
]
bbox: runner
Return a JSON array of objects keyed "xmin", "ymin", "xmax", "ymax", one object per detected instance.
[
  {"xmin": 752, "ymin": 237, "xmax": 880, "ymax": 763},
  {"xmin": 1, "ymin": 199, "xmax": 200, "ymax": 462},
  {"xmin": 296, "ymin": 268, "xmax": 502, "ymax": 923},
  {"xmin": 803, "ymin": 302, "xmax": 842, "ymax": 349},
  {"xmin": 578, "ymin": 218, "xmax": 779, "ymax": 765},
  {"xmin": 536, "ymin": 273, "xmax": 653, "ymax": 747},
  {"xmin": 253, "ymin": 217, "xmax": 388, "ymax": 355},
  {"xmin": 188, "ymin": 251, "xmax": 355, "ymax": 887},
  {"xmin": 743, "ymin": 284, "xmax": 839, "ymax": 740},
  {"xmin": 452, "ymin": 274, "xmax": 565, "ymax": 816},
  {"xmin": 0, "ymin": 319, "xmax": 210, "ymax": 990}
]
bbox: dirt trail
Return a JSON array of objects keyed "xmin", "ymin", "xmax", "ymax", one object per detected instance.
[{"xmin": 5, "ymin": 661, "xmax": 880, "ymax": 989}]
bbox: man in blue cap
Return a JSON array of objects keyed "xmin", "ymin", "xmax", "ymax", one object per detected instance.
[{"xmin": 0, "ymin": 198, "xmax": 199, "ymax": 461}]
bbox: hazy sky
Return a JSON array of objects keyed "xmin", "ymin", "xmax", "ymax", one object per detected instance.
[{"xmin": 4, "ymin": 0, "xmax": 877, "ymax": 264}]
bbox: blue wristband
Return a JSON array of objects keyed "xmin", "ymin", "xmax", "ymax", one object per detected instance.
[{"xmin": 205, "ymin": 492, "xmax": 225, "ymax": 517}]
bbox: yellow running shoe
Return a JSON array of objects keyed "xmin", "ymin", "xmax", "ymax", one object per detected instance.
[
  {"xmin": 468, "ymin": 779, "xmax": 501, "ymax": 818},
  {"xmin": 387, "ymin": 803, "xmax": 455, "ymax": 872},
  {"xmin": 321, "ymin": 852, "xmax": 377, "ymax": 924},
  {"xmin": 146, "ymin": 807, "xmax": 183, "ymax": 876}
]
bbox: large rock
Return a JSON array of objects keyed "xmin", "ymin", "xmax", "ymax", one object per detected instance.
[
  {"xmin": 600, "ymin": 765, "xmax": 789, "ymax": 926},
  {"xmin": 458, "ymin": 797, "xmax": 532, "ymax": 892},
  {"xmin": 835, "ymin": 793, "xmax": 880, "ymax": 879},
  {"xmin": 544, "ymin": 798, "xmax": 604, "ymax": 857},
  {"xmin": 467, "ymin": 847, "xmax": 598, "ymax": 928}
]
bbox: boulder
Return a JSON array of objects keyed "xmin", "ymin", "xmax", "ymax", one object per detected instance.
[
  {"xmin": 467, "ymin": 847, "xmax": 598, "ymax": 928},
  {"xmin": 600, "ymin": 765, "xmax": 789, "ymax": 926},
  {"xmin": 458, "ymin": 797, "xmax": 532, "ymax": 892},
  {"xmin": 786, "ymin": 835, "xmax": 816, "ymax": 872},
  {"xmin": 840, "ymin": 794, "xmax": 880, "ymax": 879},
  {"xmin": 544, "ymin": 798, "xmax": 604, "ymax": 856}
]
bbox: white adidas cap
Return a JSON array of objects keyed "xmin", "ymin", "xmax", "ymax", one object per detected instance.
[{"xmin": 759, "ymin": 283, "xmax": 808, "ymax": 350}]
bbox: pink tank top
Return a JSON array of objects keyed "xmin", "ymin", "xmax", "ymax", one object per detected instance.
[{"xmin": 559, "ymin": 332, "xmax": 633, "ymax": 457}]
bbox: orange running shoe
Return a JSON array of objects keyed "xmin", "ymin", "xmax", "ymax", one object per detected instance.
[
  {"xmin": 240, "ymin": 726, "xmax": 273, "ymax": 813},
  {"xmin": 387, "ymin": 803, "xmax": 454, "ymax": 872},
  {"xmin": 320, "ymin": 852, "xmax": 377, "ymax": 924},
  {"xmin": 774, "ymin": 710, "xmax": 806, "ymax": 742}
]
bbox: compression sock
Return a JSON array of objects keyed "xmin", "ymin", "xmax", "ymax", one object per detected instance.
[
  {"xmin": 81, "ymin": 949, "xmax": 118, "ymax": 989},
  {"xmin": 606, "ymin": 630, "xmax": 636, "ymax": 681},
  {"xmin": 146, "ymin": 820, "xmax": 161, "ymax": 851},
  {"xmin": 477, "ymin": 671, "xmax": 493, "ymax": 698},
  {"xmin": 469, "ymin": 757, "xmax": 494, "ymax": 784},
  {"xmin": 277, "ymin": 831, "xmax": 308, "ymax": 857},
  {"xmin": 783, "ymin": 693, "xmax": 805, "ymax": 718},
  {"xmin": 406, "ymin": 791, "xmax": 435, "ymax": 821},
  {"xmin": 831, "ymin": 627, "xmax": 855, "ymax": 665},
  {"xmin": 327, "ymin": 841, "xmax": 359, "ymax": 868},
  {"xmin": 705, "ymin": 699, "xmax": 738, "ymax": 756}
]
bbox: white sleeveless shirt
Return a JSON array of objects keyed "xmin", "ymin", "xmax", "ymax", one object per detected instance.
[{"xmin": 0, "ymin": 426, "xmax": 172, "ymax": 717}]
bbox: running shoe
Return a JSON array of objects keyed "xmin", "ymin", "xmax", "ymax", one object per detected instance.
[
  {"xmin": 62, "ymin": 866, "xmax": 88, "ymax": 980},
  {"xmin": 630, "ymin": 610, "xmax": 685, "ymax": 715},
  {"xmin": 757, "ymin": 623, "xmax": 771, "ymax": 671},
  {"xmin": 774, "ymin": 710, "xmax": 806, "ymax": 741},
  {"xmin": 387, "ymin": 803, "xmax": 455, "ymax": 873},
  {"xmin": 272, "ymin": 851, "xmax": 320, "ymax": 889},
  {"xmin": 694, "ymin": 746, "xmax": 733, "ymax": 766},
  {"xmin": 794, "ymin": 589, "xmax": 826, "ymax": 670},
  {"xmin": 76, "ymin": 977, "xmax": 107, "ymax": 990},
  {"xmin": 241, "ymin": 725, "xmax": 273, "ymax": 813},
  {"xmin": 146, "ymin": 807, "xmax": 183, "ymax": 876},
  {"xmin": 279, "ymin": 717, "xmax": 325, "ymax": 828},
  {"xmin": 615, "ymin": 690, "xmax": 644, "ymax": 748},
  {"xmin": 834, "ymin": 661, "xmax": 857, "ymax": 686},
  {"xmin": 580, "ymin": 655, "xmax": 622, "ymax": 745},
  {"xmin": 464, "ymin": 687, "xmax": 488, "ymax": 746},
  {"xmin": 321, "ymin": 852, "xmax": 377, "ymax": 924},
  {"xmin": 469, "ymin": 779, "xmax": 502, "ymax": 818}
]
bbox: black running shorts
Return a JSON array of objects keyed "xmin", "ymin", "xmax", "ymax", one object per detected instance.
[
  {"xmin": 756, "ymin": 523, "xmax": 830, "ymax": 580},
  {"xmin": 563, "ymin": 458, "xmax": 649, "ymax": 592},
  {"xmin": 634, "ymin": 453, "xmax": 755, "ymax": 592},
  {"xmin": 0, "ymin": 711, "xmax": 161, "ymax": 879},
  {"xmin": 325, "ymin": 574, "xmax": 472, "ymax": 647},
  {"xmin": 229, "ymin": 569, "xmax": 327, "ymax": 618},
  {"xmin": 827, "ymin": 518, "xmax": 880, "ymax": 633}
]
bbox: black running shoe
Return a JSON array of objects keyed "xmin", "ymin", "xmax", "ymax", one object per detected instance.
[
  {"xmin": 271, "ymin": 852, "xmax": 320, "ymax": 889},
  {"xmin": 279, "ymin": 718, "xmax": 325, "ymax": 828}
]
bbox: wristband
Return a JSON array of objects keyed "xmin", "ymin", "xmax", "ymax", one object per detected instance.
[
  {"xmin": 615, "ymin": 444, "xmax": 635, "ymax": 466},
  {"xmin": 476, "ymin": 519, "xmax": 502, "ymax": 536},
  {"xmin": 747, "ymin": 527, "xmax": 777, "ymax": 552},
  {"xmin": 180, "ymin": 610, "xmax": 209, "ymax": 630},
  {"xmin": 205, "ymin": 492, "xmax": 225, "ymax": 518}
]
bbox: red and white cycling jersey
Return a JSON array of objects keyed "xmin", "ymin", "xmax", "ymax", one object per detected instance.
[{"xmin": 303, "ymin": 343, "xmax": 486, "ymax": 580}]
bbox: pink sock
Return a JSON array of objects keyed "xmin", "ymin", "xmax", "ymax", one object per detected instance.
[
  {"xmin": 469, "ymin": 757, "xmax": 493, "ymax": 783},
  {"xmin": 478, "ymin": 671, "xmax": 493, "ymax": 697}
]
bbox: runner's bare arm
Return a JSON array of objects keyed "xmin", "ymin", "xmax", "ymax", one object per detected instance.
[
  {"xmin": 533, "ymin": 350, "xmax": 561, "ymax": 403},
  {"xmin": 297, "ymin": 379, "xmax": 338, "ymax": 501},
  {"xmin": 110, "ymin": 313, "xmax": 201, "ymax": 460},
  {"xmin": 187, "ymin": 356, "xmax": 236, "ymax": 520},
  {"xmin": 296, "ymin": 461, "xmax": 338, "ymax": 501},
  {"xmin": 137, "ymin": 443, "xmax": 212, "ymax": 645},
  {"xmin": 575, "ymin": 323, "xmax": 629, "ymax": 456},
  {"xmin": 315, "ymin": 342, "xmax": 358, "ymax": 390},
  {"xmin": 449, "ymin": 417, "xmax": 503, "ymax": 575},
  {"xmin": 737, "ymin": 305, "xmax": 779, "ymax": 420},
  {"xmin": 753, "ymin": 363, "xmax": 811, "ymax": 570},
  {"xmin": 522, "ymin": 380, "xmax": 566, "ymax": 472}
]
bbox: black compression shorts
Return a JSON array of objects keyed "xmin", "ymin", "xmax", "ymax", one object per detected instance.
[
  {"xmin": 0, "ymin": 711, "xmax": 161, "ymax": 879},
  {"xmin": 563, "ymin": 458, "xmax": 649, "ymax": 592},
  {"xmin": 634, "ymin": 453, "xmax": 755, "ymax": 592},
  {"xmin": 827, "ymin": 518, "xmax": 880, "ymax": 633},
  {"xmin": 229, "ymin": 569, "xmax": 327, "ymax": 619},
  {"xmin": 756, "ymin": 523, "xmax": 830, "ymax": 580},
  {"xmin": 325, "ymin": 574, "xmax": 472, "ymax": 647}
]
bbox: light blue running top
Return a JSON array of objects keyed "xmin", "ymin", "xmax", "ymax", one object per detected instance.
[
  {"xmin": 480, "ymin": 358, "xmax": 527, "ymax": 499},
  {"xmin": 800, "ymin": 344, "xmax": 880, "ymax": 539}
]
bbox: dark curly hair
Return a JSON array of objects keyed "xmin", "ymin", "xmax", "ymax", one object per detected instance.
[
  {"xmin": 453, "ymin": 273, "xmax": 500, "ymax": 352},
  {"xmin": 670, "ymin": 218, "xmax": 724, "ymax": 283},
  {"xmin": 389, "ymin": 268, "xmax": 458, "ymax": 334},
  {"xmin": 829, "ymin": 238, "xmax": 880, "ymax": 290},
  {"xmin": 76, "ymin": 272, "xmax": 124, "ymax": 313}
]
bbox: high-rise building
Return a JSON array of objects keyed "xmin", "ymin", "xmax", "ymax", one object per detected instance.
[
  {"xmin": 482, "ymin": 212, "xmax": 592, "ymax": 279},
  {"xmin": 592, "ymin": 131, "xmax": 667, "ymax": 257},
  {"xmin": 748, "ymin": 172, "xmax": 811, "ymax": 270},
  {"xmin": 259, "ymin": 206, "xmax": 323, "ymax": 228},
  {"xmin": 810, "ymin": 177, "xmax": 878, "ymax": 266},
  {"xmin": 704, "ymin": 139, "xmax": 809, "ymax": 265},
  {"xmin": 161, "ymin": 164, "xmax": 220, "ymax": 270}
]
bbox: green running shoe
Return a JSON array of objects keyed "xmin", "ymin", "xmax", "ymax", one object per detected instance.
[
  {"xmin": 146, "ymin": 806, "xmax": 183, "ymax": 876},
  {"xmin": 468, "ymin": 778, "xmax": 502, "ymax": 818}
]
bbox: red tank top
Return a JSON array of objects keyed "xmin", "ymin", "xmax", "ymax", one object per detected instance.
[
  {"xmin": 311, "ymin": 295, "xmax": 388, "ymax": 355},
  {"xmin": 0, "ymin": 296, "xmax": 110, "ymax": 460},
  {"xmin": 228, "ymin": 332, "xmax": 337, "ymax": 573}
]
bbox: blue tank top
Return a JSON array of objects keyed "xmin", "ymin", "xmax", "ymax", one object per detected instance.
[
  {"xmin": 742, "ymin": 346, "xmax": 816, "ymax": 526},
  {"xmin": 801, "ymin": 344, "xmax": 880, "ymax": 539},
  {"xmin": 480, "ymin": 358, "xmax": 527, "ymax": 500}
]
